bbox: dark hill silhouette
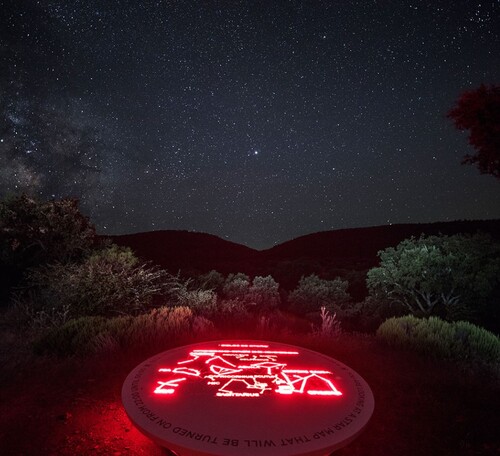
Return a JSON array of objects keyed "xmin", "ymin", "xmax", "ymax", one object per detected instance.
[
  {"xmin": 111, "ymin": 220, "xmax": 500, "ymax": 299},
  {"xmin": 111, "ymin": 230, "xmax": 258, "ymax": 276},
  {"xmin": 263, "ymin": 219, "xmax": 500, "ymax": 262}
]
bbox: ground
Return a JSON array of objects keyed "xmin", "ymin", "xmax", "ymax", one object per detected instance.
[{"xmin": 0, "ymin": 332, "xmax": 498, "ymax": 456}]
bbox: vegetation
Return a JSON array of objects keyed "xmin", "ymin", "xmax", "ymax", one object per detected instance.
[
  {"xmin": 222, "ymin": 272, "xmax": 251, "ymax": 299},
  {"xmin": 377, "ymin": 316, "xmax": 500, "ymax": 371},
  {"xmin": 367, "ymin": 233, "xmax": 500, "ymax": 326},
  {"xmin": 247, "ymin": 275, "xmax": 280, "ymax": 311},
  {"xmin": 1, "ymin": 193, "xmax": 498, "ymax": 380},
  {"xmin": 15, "ymin": 245, "xmax": 182, "ymax": 321},
  {"xmin": 193, "ymin": 269, "xmax": 225, "ymax": 292},
  {"xmin": 288, "ymin": 274, "xmax": 351, "ymax": 316},
  {"xmin": 310, "ymin": 306, "xmax": 342, "ymax": 340},
  {"xmin": 33, "ymin": 306, "xmax": 211, "ymax": 356},
  {"xmin": 448, "ymin": 84, "xmax": 500, "ymax": 178},
  {"xmin": 0, "ymin": 194, "xmax": 97, "ymax": 268},
  {"xmin": 0, "ymin": 194, "xmax": 98, "ymax": 302}
]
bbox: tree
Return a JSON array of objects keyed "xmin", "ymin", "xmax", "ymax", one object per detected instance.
[
  {"xmin": 448, "ymin": 84, "xmax": 500, "ymax": 178},
  {"xmin": 0, "ymin": 194, "xmax": 97, "ymax": 267},
  {"xmin": 367, "ymin": 233, "xmax": 500, "ymax": 320},
  {"xmin": 0, "ymin": 194, "xmax": 99, "ymax": 303},
  {"xmin": 288, "ymin": 274, "xmax": 351, "ymax": 316}
]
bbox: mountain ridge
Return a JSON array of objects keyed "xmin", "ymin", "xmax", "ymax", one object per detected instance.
[{"xmin": 111, "ymin": 219, "xmax": 500, "ymax": 296}]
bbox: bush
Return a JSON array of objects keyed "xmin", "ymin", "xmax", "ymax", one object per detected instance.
[
  {"xmin": 222, "ymin": 273, "xmax": 250, "ymax": 299},
  {"xmin": 192, "ymin": 270, "xmax": 225, "ymax": 292},
  {"xmin": 367, "ymin": 233, "xmax": 500, "ymax": 321},
  {"xmin": 355, "ymin": 296, "xmax": 408, "ymax": 333},
  {"xmin": 177, "ymin": 288, "xmax": 217, "ymax": 317},
  {"xmin": 288, "ymin": 274, "xmax": 351, "ymax": 316},
  {"xmin": 19, "ymin": 245, "xmax": 181, "ymax": 320},
  {"xmin": 247, "ymin": 275, "xmax": 281, "ymax": 311},
  {"xmin": 0, "ymin": 194, "xmax": 99, "ymax": 303},
  {"xmin": 7, "ymin": 293, "xmax": 72, "ymax": 331},
  {"xmin": 214, "ymin": 298, "xmax": 252, "ymax": 327},
  {"xmin": 0, "ymin": 194, "xmax": 97, "ymax": 267},
  {"xmin": 33, "ymin": 306, "xmax": 212, "ymax": 356},
  {"xmin": 377, "ymin": 316, "xmax": 500, "ymax": 369},
  {"xmin": 310, "ymin": 307, "xmax": 342, "ymax": 340},
  {"xmin": 219, "ymin": 273, "xmax": 281, "ymax": 314}
]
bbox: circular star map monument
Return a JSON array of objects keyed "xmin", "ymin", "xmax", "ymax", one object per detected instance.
[{"xmin": 122, "ymin": 340, "xmax": 374, "ymax": 456}]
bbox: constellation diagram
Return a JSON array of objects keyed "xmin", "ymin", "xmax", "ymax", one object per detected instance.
[{"xmin": 153, "ymin": 343, "xmax": 342, "ymax": 398}]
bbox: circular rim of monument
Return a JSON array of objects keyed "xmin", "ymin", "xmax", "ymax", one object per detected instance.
[{"xmin": 122, "ymin": 340, "xmax": 374, "ymax": 456}]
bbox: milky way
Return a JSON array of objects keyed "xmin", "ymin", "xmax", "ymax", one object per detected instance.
[{"xmin": 1, "ymin": 0, "xmax": 499, "ymax": 249}]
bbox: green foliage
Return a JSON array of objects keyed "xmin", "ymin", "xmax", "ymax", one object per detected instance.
[
  {"xmin": 222, "ymin": 272, "xmax": 250, "ymax": 299},
  {"xmin": 193, "ymin": 270, "xmax": 225, "ymax": 292},
  {"xmin": 20, "ymin": 245, "xmax": 181, "ymax": 319},
  {"xmin": 0, "ymin": 194, "xmax": 97, "ymax": 268},
  {"xmin": 0, "ymin": 194, "xmax": 99, "ymax": 303},
  {"xmin": 355, "ymin": 296, "xmax": 408, "ymax": 333},
  {"xmin": 367, "ymin": 233, "xmax": 500, "ymax": 320},
  {"xmin": 377, "ymin": 316, "xmax": 500, "ymax": 369},
  {"xmin": 448, "ymin": 84, "xmax": 500, "ymax": 178},
  {"xmin": 33, "ymin": 306, "xmax": 208, "ymax": 356},
  {"xmin": 247, "ymin": 275, "xmax": 281, "ymax": 311},
  {"xmin": 177, "ymin": 288, "xmax": 218, "ymax": 317},
  {"xmin": 218, "ymin": 273, "xmax": 281, "ymax": 314},
  {"xmin": 288, "ymin": 274, "xmax": 351, "ymax": 316},
  {"xmin": 7, "ymin": 293, "xmax": 72, "ymax": 332},
  {"xmin": 216, "ymin": 298, "xmax": 253, "ymax": 326}
]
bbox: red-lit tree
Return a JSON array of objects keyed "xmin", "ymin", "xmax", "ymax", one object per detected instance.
[{"xmin": 448, "ymin": 84, "xmax": 500, "ymax": 178}]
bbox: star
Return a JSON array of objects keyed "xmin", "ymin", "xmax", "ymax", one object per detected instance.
[{"xmin": 0, "ymin": 0, "xmax": 498, "ymax": 249}]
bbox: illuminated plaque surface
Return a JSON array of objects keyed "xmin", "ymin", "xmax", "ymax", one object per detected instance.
[{"xmin": 122, "ymin": 340, "xmax": 374, "ymax": 456}]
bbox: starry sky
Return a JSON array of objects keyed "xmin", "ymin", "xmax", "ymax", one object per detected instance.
[{"xmin": 1, "ymin": 0, "xmax": 499, "ymax": 249}]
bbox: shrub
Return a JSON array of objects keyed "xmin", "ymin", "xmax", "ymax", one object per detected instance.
[
  {"xmin": 20, "ymin": 245, "xmax": 181, "ymax": 319},
  {"xmin": 33, "ymin": 306, "xmax": 209, "ymax": 356},
  {"xmin": 177, "ymin": 288, "xmax": 217, "ymax": 318},
  {"xmin": 0, "ymin": 194, "xmax": 97, "ymax": 267},
  {"xmin": 0, "ymin": 194, "xmax": 99, "ymax": 303},
  {"xmin": 355, "ymin": 296, "xmax": 408, "ymax": 333},
  {"xmin": 222, "ymin": 273, "xmax": 250, "ymax": 299},
  {"xmin": 367, "ymin": 233, "xmax": 500, "ymax": 321},
  {"xmin": 8, "ymin": 293, "xmax": 72, "ymax": 331},
  {"xmin": 288, "ymin": 274, "xmax": 351, "ymax": 316},
  {"xmin": 377, "ymin": 315, "xmax": 500, "ymax": 369},
  {"xmin": 247, "ymin": 275, "xmax": 281, "ymax": 311},
  {"xmin": 193, "ymin": 270, "xmax": 225, "ymax": 292},
  {"xmin": 215, "ymin": 298, "xmax": 252, "ymax": 327},
  {"xmin": 310, "ymin": 307, "xmax": 342, "ymax": 340},
  {"xmin": 33, "ymin": 315, "xmax": 112, "ymax": 356}
]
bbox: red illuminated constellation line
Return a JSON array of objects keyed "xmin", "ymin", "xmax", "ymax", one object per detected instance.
[
  {"xmin": 153, "ymin": 344, "xmax": 343, "ymax": 397},
  {"xmin": 275, "ymin": 370, "xmax": 342, "ymax": 396}
]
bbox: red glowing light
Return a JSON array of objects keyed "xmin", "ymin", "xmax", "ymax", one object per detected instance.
[{"xmin": 153, "ymin": 343, "xmax": 342, "ymax": 398}]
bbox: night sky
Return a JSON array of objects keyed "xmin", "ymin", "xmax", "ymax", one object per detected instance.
[{"xmin": 1, "ymin": 1, "xmax": 499, "ymax": 249}]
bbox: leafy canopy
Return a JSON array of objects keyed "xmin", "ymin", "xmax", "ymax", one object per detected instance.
[
  {"xmin": 288, "ymin": 274, "xmax": 351, "ymax": 316},
  {"xmin": 0, "ymin": 193, "xmax": 97, "ymax": 268},
  {"xmin": 448, "ymin": 84, "xmax": 500, "ymax": 178},
  {"xmin": 367, "ymin": 233, "xmax": 500, "ymax": 317}
]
